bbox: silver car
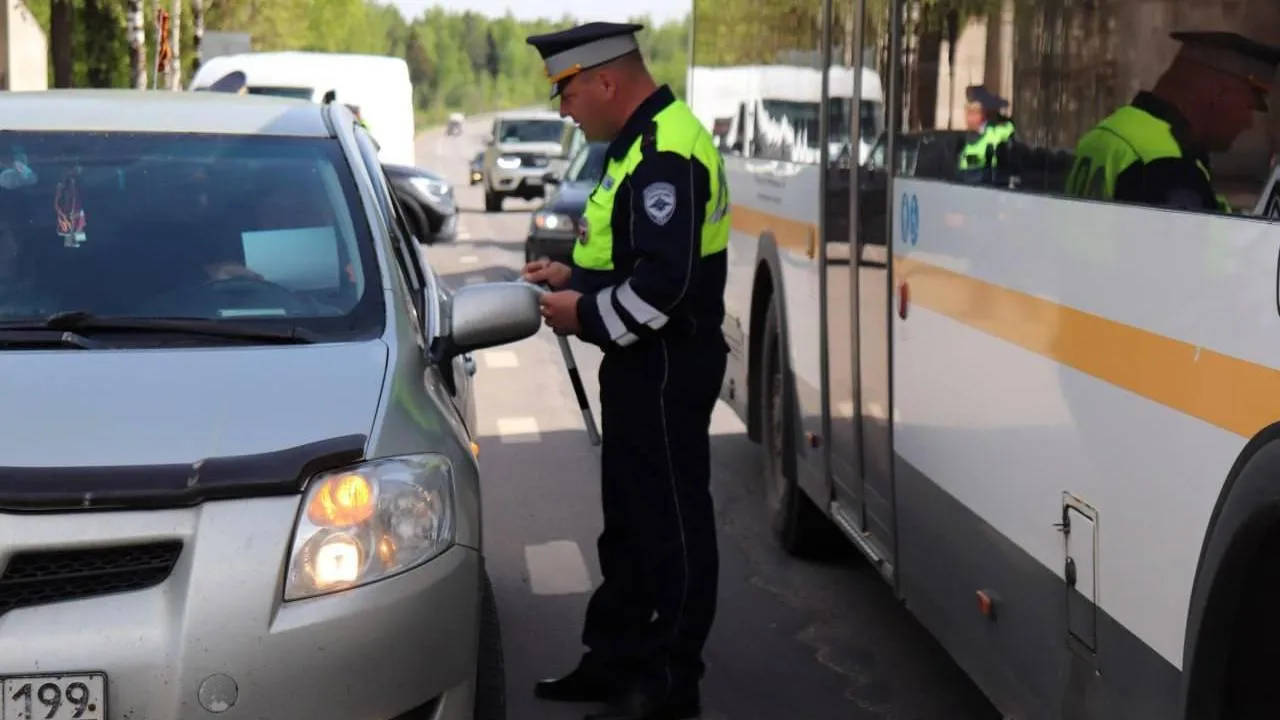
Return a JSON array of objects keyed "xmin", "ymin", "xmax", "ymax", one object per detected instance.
[{"xmin": 0, "ymin": 89, "xmax": 540, "ymax": 720}]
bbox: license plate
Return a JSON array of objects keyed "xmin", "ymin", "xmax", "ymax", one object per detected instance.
[
  {"xmin": 2, "ymin": 674, "xmax": 105, "ymax": 720},
  {"xmin": 526, "ymin": 176, "xmax": 542, "ymax": 185}
]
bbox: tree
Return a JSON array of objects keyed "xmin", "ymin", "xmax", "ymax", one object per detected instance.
[
  {"xmin": 24, "ymin": 1, "xmax": 691, "ymax": 129},
  {"xmin": 484, "ymin": 28, "xmax": 499, "ymax": 81}
]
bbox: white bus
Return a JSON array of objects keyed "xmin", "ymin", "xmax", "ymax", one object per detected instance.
[
  {"xmin": 689, "ymin": 0, "xmax": 1280, "ymax": 717},
  {"xmin": 190, "ymin": 52, "xmax": 416, "ymax": 168}
]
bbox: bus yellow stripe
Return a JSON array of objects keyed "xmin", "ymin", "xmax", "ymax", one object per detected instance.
[
  {"xmin": 727, "ymin": 201, "xmax": 1280, "ymax": 438},
  {"xmin": 898, "ymin": 254, "xmax": 1280, "ymax": 439},
  {"xmin": 730, "ymin": 203, "xmax": 816, "ymax": 256}
]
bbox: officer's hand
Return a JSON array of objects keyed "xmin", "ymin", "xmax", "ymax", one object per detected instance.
[
  {"xmin": 539, "ymin": 290, "xmax": 582, "ymax": 335},
  {"xmin": 521, "ymin": 259, "xmax": 572, "ymax": 290}
]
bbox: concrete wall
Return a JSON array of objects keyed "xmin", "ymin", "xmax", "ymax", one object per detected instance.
[{"xmin": 0, "ymin": 0, "xmax": 47, "ymax": 91}]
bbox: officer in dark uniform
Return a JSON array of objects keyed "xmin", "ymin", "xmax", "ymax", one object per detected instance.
[
  {"xmin": 520, "ymin": 21, "xmax": 730, "ymax": 720},
  {"xmin": 1064, "ymin": 30, "xmax": 1280, "ymax": 212},
  {"xmin": 958, "ymin": 84, "xmax": 1015, "ymax": 172}
]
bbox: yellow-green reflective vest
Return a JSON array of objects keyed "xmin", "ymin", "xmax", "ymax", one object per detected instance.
[
  {"xmin": 1064, "ymin": 105, "xmax": 1231, "ymax": 213},
  {"xmin": 574, "ymin": 100, "xmax": 730, "ymax": 271},
  {"xmin": 959, "ymin": 121, "xmax": 1015, "ymax": 170}
]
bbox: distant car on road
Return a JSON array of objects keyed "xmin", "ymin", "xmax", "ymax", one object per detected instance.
[
  {"xmin": 0, "ymin": 88, "xmax": 530, "ymax": 720},
  {"xmin": 525, "ymin": 141, "xmax": 607, "ymax": 264},
  {"xmin": 384, "ymin": 163, "xmax": 458, "ymax": 244},
  {"xmin": 447, "ymin": 112, "xmax": 464, "ymax": 137}
]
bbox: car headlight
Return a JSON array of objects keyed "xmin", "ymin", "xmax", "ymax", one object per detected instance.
[
  {"xmin": 533, "ymin": 211, "xmax": 575, "ymax": 231},
  {"xmin": 284, "ymin": 454, "xmax": 456, "ymax": 601},
  {"xmin": 495, "ymin": 155, "xmax": 521, "ymax": 169},
  {"xmin": 410, "ymin": 176, "xmax": 451, "ymax": 201}
]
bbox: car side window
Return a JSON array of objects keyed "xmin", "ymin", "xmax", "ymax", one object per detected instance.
[{"xmin": 353, "ymin": 127, "xmax": 425, "ymax": 320}]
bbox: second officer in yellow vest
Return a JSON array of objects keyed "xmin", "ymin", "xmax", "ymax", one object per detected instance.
[
  {"xmin": 958, "ymin": 84, "xmax": 1015, "ymax": 173},
  {"xmin": 1064, "ymin": 31, "xmax": 1280, "ymax": 212},
  {"xmin": 521, "ymin": 22, "xmax": 729, "ymax": 720}
]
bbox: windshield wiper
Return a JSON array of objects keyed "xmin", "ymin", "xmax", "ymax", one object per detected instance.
[
  {"xmin": 0, "ymin": 311, "xmax": 319, "ymax": 344},
  {"xmin": 0, "ymin": 328, "xmax": 107, "ymax": 349}
]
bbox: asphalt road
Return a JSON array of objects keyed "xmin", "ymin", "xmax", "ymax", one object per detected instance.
[{"xmin": 414, "ymin": 114, "xmax": 1002, "ymax": 720}]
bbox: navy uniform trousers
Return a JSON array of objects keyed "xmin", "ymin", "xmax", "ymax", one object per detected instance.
[{"xmin": 580, "ymin": 330, "xmax": 727, "ymax": 698}]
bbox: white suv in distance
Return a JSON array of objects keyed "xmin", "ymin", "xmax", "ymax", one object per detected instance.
[{"xmin": 481, "ymin": 110, "xmax": 571, "ymax": 212}]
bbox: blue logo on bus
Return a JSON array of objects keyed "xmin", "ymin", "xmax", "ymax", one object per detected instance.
[{"xmin": 901, "ymin": 192, "xmax": 920, "ymax": 246}]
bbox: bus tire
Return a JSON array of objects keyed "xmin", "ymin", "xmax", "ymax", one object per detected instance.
[
  {"xmin": 759, "ymin": 298, "xmax": 828, "ymax": 557},
  {"xmin": 1184, "ymin": 436, "xmax": 1280, "ymax": 720}
]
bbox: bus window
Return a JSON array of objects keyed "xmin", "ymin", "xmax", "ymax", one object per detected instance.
[{"xmin": 911, "ymin": 1, "xmax": 1280, "ymax": 219}]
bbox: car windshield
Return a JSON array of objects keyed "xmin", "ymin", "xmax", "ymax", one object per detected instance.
[
  {"xmin": 496, "ymin": 119, "xmax": 564, "ymax": 144},
  {"xmin": 0, "ymin": 130, "xmax": 382, "ymax": 344},
  {"xmin": 566, "ymin": 144, "xmax": 608, "ymax": 184}
]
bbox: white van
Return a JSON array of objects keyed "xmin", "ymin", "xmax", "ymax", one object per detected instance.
[{"xmin": 190, "ymin": 51, "xmax": 416, "ymax": 167}]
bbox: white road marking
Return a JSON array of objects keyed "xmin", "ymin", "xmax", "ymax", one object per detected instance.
[
  {"xmin": 524, "ymin": 540, "xmax": 593, "ymax": 595},
  {"xmin": 482, "ymin": 350, "xmax": 520, "ymax": 369},
  {"xmin": 496, "ymin": 416, "xmax": 541, "ymax": 443},
  {"xmin": 460, "ymin": 254, "xmax": 479, "ymax": 265}
]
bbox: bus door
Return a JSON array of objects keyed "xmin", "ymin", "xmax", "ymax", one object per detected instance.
[{"xmin": 825, "ymin": 0, "xmax": 897, "ymax": 578}]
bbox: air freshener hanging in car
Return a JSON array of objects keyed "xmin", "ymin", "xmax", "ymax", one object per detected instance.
[{"xmin": 55, "ymin": 167, "xmax": 87, "ymax": 248}]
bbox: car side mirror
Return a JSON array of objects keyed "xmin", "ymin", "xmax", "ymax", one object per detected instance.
[
  {"xmin": 429, "ymin": 282, "xmax": 541, "ymax": 365},
  {"xmin": 543, "ymin": 171, "xmax": 560, "ymax": 186}
]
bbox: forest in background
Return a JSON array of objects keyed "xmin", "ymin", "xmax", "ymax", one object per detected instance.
[{"xmin": 22, "ymin": 0, "xmax": 691, "ymax": 128}]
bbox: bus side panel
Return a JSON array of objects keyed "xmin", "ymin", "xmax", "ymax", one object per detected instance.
[
  {"xmin": 722, "ymin": 158, "xmax": 827, "ymax": 494},
  {"xmin": 718, "ymin": 153, "xmax": 762, "ymax": 424},
  {"xmin": 889, "ymin": 178, "xmax": 1278, "ymax": 716}
]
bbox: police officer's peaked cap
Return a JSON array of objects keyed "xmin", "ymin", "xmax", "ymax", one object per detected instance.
[
  {"xmin": 526, "ymin": 22, "xmax": 646, "ymax": 98},
  {"xmin": 964, "ymin": 85, "xmax": 1008, "ymax": 112},
  {"xmin": 1171, "ymin": 30, "xmax": 1280, "ymax": 108}
]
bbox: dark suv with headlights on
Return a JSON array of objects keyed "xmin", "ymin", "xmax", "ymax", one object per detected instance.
[
  {"xmin": 524, "ymin": 141, "xmax": 607, "ymax": 263},
  {"xmin": 384, "ymin": 163, "xmax": 458, "ymax": 244}
]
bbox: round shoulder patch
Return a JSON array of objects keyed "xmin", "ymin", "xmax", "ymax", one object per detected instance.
[{"xmin": 641, "ymin": 181, "xmax": 677, "ymax": 226}]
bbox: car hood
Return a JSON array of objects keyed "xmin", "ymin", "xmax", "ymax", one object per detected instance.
[
  {"xmin": 496, "ymin": 141, "xmax": 564, "ymax": 156},
  {"xmin": 0, "ymin": 341, "xmax": 389, "ymax": 468},
  {"xmin": 544, "ymin": 183, "xmax": 593, "ymax": 215}
]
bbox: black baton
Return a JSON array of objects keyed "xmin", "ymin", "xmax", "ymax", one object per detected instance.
[{"xmin": 524, "ymin": 280, "xmax": 601, "ymax": 446}]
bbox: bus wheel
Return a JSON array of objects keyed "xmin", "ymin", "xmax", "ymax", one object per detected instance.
[
  {"xmin": 759, "ymin": 300, "xmax": 829, "ymax": 557},
  {"xmin": 1219, "ymin": 522, "xmax": 1280, "ymax": 718}
]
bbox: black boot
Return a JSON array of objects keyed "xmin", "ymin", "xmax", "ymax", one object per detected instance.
[{"xmin": 534, "ymin": 664, "xmax": 627, "ymax": 703}]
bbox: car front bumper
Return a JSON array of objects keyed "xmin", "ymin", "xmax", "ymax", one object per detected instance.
[
  {"xmin": 487, "ymin": 166, "xmax": 548, "ymax": 195},
  {"xmin": 0, "ymin": 496, "xmax": 481, "ymax": 720},
  {"xmin": 432, "ymin": 211, "xmax": 459, "ymax": 242}
]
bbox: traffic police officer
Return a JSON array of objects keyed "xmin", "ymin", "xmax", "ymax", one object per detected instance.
[
  {"xmin": 521, "ymin": 21, "xmax": 729, "ymax": 720},
  {"xmin": 958, "ymin": 84, "xmax": 1015, "ymax": 172},
  {"xmin": 1064, "ymin": 30, "xmax": 1280, "ymax": 212}
]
